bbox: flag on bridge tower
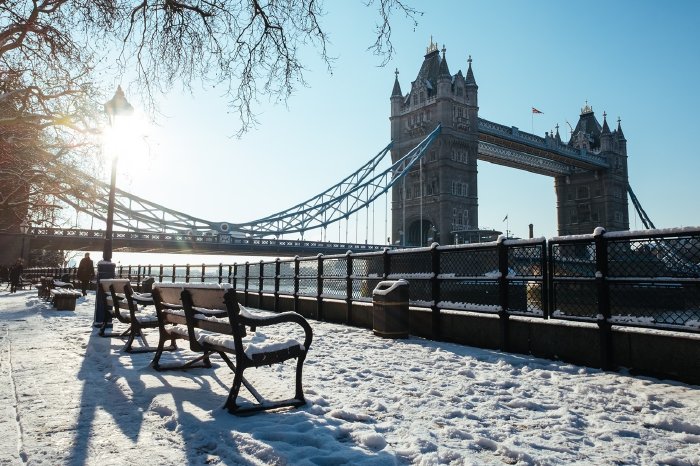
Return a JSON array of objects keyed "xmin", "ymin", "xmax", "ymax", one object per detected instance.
[
  {"xmin": 531, "ymin": 107, "xmax": 543, "ymax": 132},
  {"xmin": 503, "ymin": 214, "xmax": 508, "ymax": 222}
]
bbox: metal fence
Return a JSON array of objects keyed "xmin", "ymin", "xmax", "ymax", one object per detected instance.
[{"xmin": 23, "ymin": 228, "xmax": 700, "ymax": 335}]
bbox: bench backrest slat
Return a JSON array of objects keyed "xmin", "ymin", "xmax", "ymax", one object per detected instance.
[
  {"xmin": 99, "ymin": 278, "xmax": 130, "ymax": 294},
  {"xmin": 154, "ymin": 283, "xmax": 232, "ymax": 311},
  {"xmin": 152, "ymin": 285, "xmax": 182, "ymax": 306}
]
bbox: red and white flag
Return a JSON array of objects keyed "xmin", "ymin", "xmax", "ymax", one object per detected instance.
[{"xmin": 532, "ymin": 107, "xmax": 543, "ymax": 114}]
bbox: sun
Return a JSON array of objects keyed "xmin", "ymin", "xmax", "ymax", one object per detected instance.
[{"xmin": 101, "ymin": 110, "xmax": 159, "ymax": 186}]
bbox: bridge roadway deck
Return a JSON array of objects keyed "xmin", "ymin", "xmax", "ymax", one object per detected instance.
[{"xmin": 2, "ymin": 229, "xmax": 390, "ymax": 257}]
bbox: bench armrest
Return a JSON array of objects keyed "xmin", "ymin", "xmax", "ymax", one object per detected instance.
[
  {"xmin": 234, "ymin": 305, "xmax": 313, "ymax": 350},
  {"xmin": 131, "ymin": 293, "xmax": 154, "ymax": 305}
]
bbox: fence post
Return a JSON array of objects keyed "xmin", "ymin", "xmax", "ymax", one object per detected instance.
[
  {"xmin": 595, "ymin": 228, "xmax": 613, "ymax": 370},
  {"xmin": 218, "ymin": 263, "xmax": 223, "ymax": 284},
  {"xmin": 346, "ymin": 251, "xmax": 353, "ymax": 325},
  {"xmin": 430, "ymin": 243, "xmax": 441, "ymax": 340},
  {"xmin": 258, "ymin": 260, "xmax": 264, "ymax": 305},
  {"xmin": 185, "ymin": 264, "xmax": 191, "ymax": 283},
  {"xmin": 498, "ymin": 236, "xmax": 510, "ymax": 351},
  {"xmin": 293, "ymin": 256, "xmax": 300, "ymax": 314},
  {"xmin": 228, "ymin": 265, "xmax": 233, "ymax": 284},
  {"xmin": 201, "ymin": 263, "xmax": 205, "ymax": 283},
  {"xmin": 317, "ymin": 254, "xmax": 324, "ymax": 321},
  {"xmin": 542, "ymin": 239, "xmax": 550, "ymax": 319},
  {"xmin": 274, "ymin": 258, "xmax": 281, "ymax": 312},
  {"xmin": 171, "ymin": 264, "xmax": 176, "ymax": 283},
  {"xmin": 243, "ymin": 262, "xmax": 250, "ymax": 307},
  {"xmin": 384, "ymin": 248, "xmax": 392, "ymax": 279}
]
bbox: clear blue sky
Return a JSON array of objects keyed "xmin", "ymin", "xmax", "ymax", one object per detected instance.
[{"xmin": 104, "ymin": 0, "xmax": 700, "ymax": 247}]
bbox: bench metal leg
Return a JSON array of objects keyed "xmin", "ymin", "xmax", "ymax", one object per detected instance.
[
  {"xmin": 222, "ymin": 356, "xmax": 307, "ymax": 416},
  {"xmin": 123, "ymin": 328, "xmax": 162, "ymax": 353}
]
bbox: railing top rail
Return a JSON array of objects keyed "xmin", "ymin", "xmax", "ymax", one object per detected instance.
[{"xmin": 551, "ymin": 226, "xmax": 700, "ymax": 244}]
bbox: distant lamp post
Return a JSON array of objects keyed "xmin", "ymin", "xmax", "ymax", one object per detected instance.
[
  {"xmin": 19, "ymin": 218, "xmax": 29, "ymax": 262},
  {"xmin": 94, "ymin": 85, "xmax": 134, "ymax": 328}
]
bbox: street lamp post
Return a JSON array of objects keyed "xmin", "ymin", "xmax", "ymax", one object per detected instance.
[{"xmin": 94, "ymin": 86, "xmax": 133, "ymax": 327}]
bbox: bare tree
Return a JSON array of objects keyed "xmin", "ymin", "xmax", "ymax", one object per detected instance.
[
  {"xmin": 116, "ymin": 0, "xmax": 420, "ymax": 134},
  {"xmin": 0, "ymin": 0, "xmax": 420, "ymax": 232}
]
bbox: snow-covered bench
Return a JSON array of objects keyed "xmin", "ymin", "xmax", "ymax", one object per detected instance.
[
  {"xmin": 38, "ymin": 277, "xmax": 73, "ymax": 301},
  {"xmin": 50, "ymin": 288, "xmax": 82, "ymax": 310},
  {"xmin": 97, "ymin": 278, "xmax": 158, "ymax": 353},
  {"xmin": 150, "ymin": 283, "xmax": 314, "ymax": 415}
]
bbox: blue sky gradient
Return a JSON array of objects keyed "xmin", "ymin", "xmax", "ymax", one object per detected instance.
[{"xmin": 107, "ymin": 1, "xmax": 699, "ymax": 244}]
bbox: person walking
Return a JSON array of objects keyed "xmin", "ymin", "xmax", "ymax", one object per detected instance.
[
  {"xmin": 9, "ymin": 258, "xmax": 24, "ymax": 293},
  {"xmin": 77, "ymin": 253, "xmax": 95, "ymax": 296}
]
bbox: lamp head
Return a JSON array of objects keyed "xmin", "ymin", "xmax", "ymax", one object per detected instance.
[{"xmin": 104, "ymin": 86, "xmax": 134, "ymax": 124}]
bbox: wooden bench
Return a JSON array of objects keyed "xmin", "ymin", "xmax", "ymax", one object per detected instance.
[
  {"xmin": 37, "ymin": 277, "xmax": 54, "ymax": 300},
  {"xmin": 17, "ymin": 276, "xmax": 33, "ymax": 290},
  {"xmin": 98, "ymin": 278, "xmax": 160, "ymax": 353},
  {"xmin": 38, "ymin": 277, "xmax": 76, "ymax": 303},
  {"xmin": 151, "ymin": 283, "xmax": 314, "ymax": 415},
  {"xmin": 50, "ymin": 288, "xmax": 82, "ymax": 310}
]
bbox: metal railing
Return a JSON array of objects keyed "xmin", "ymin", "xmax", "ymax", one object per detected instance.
[{"xmin": 23, "ymin": 228, "xmax": 700, "ymax": 336}]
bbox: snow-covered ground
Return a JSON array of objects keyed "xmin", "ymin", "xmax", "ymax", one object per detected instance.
[{"xmin": 1, "ymin": 288, "xmax": 699, "ymax": 465}]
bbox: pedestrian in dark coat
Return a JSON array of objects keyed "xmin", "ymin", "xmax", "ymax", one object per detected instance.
[
  {"xmin": 9, "ymin": 259, "xmax": 23, "ymax": 293},
  {"xmin": 77, "ymin": 253, "xmax": 95, "ymax": 296}
]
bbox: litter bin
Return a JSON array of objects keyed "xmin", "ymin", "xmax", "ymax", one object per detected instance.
[{"xmin": 372, "ymin": 279, "xmax": 409, "ymax": 338}]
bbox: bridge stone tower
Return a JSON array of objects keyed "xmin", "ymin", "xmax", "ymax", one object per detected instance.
[
  {"xmin": 555, "ymin": 105, "xmax": 629, "ymax": 235},
  {"xmin": 390, "ymin": 41, "xmax": 481, "ymax": 246}
]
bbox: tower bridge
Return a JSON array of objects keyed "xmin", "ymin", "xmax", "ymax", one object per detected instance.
[
  {"xmin": 390, "ymin": 40, "xmax": 629, "ymax": 246},
  {"xmin": 3, "ymin": 41, "xmax": 648, "ymax": 259}
]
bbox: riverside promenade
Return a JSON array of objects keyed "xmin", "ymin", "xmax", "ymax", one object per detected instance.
[{"xmin": 1, "ymin": 288, "xmax": 699, "ymax": 465}]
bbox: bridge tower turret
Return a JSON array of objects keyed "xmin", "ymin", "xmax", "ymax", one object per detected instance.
[
  {"xmin": 390, "ymin": 69, "xmax": 403, "ymax": 142},
  {"xmin": 555, "ymin": 106, "xmax": 630, "ymax": 235},
  {"xmin": 389, "ymin": 40, "xmax": 480, "ymax": 246}
]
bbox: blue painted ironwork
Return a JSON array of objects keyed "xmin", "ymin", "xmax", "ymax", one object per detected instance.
[{"xmin": 49, "ymin": 125, "xmax": 441, "ymax": 239}]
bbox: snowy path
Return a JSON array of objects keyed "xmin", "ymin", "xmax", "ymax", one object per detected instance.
[{"xmin": 0, "ymin": 289, "xmax": 699, "ymax": 465}]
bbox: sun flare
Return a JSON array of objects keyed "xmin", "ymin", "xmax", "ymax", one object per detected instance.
[{"xmin": 101, "ymin": 110, "xmax": 158, "ymax": 186}]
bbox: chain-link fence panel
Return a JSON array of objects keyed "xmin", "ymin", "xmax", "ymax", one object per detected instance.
[
  {"xmin": 608, "ymin": 236, "xmax": 700, "ymax": 279},
  {"xmin": 278, "ymin": 278, "xmax": 295, "ymax": 294},
  {"xmin": 609, "ymin": 282, "xmax": 700, "ymax": 328},
  {"xmin": 550, "ymin": 280, "xmax": 597, "ymax": 320},
  {"xmin": 440, "ymin": 247, "xmax": 498, "ymax": 277},
  {"xmin": 352, "ymin": 278, "xmax": 383, "ymax": 301},
  {"xmin": 388, "ymin": 250, "xmax": 431, "ymax": 277},
  {"xmin": 551, "ymin": 242, "xmax": 596, "ymax": 277},
  {"xmin": 322, "ymin": 278, "xmax": 346, "ymax": 299},
  {"xmin": 439, "ymin": 279, "xmax": 499, "ymax": 311},
  {"xmin": 279, "ymin": 260, "xmax": 295, "ymax": 277}
]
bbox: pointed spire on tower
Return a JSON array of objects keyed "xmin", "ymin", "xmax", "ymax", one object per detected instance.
[
  {"xmin": 555, "ymin": 124, "xmax": 562, "ymax": 143},
  {"xmin": 616, "ymin": 116, "xmax": 626, "ymax": 140},
  {"xmin": 438, "ymin": 45, "xmax": 451, "ymax": 78},
  {"xmin": 465, "ymin": 55, "xmax": 476, "ymax": 85},
  {"xmin": 601, "ymin": 111, "xmax": 611, "ymax": 134},
  {"xmin": 391, "ymin": 68, "xmax": 402, "ymax": 97}
]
